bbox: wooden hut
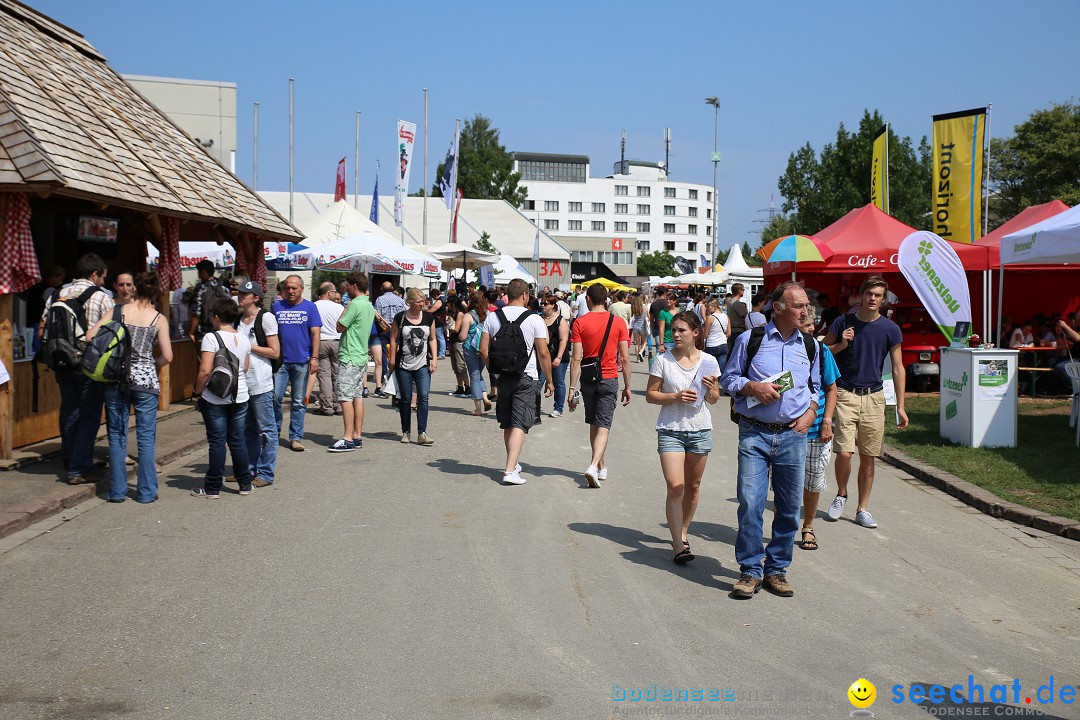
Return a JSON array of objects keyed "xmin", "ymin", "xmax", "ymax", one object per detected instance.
[{"xmin": 0, "ymin": 0, "xmax": 301, "ymax": 459}]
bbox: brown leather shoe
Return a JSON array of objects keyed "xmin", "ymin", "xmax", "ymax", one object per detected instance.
[
  {"xmin": 730, "ymin": 574, "xmax": 761, "ymax": 599},
  {"xmin": 762, "ymin": 574, "xmax": 794, "ymax": 597},
  {"xmin": 290, "ymin": 440, "xmax": 304, "ymax": 452},
  {"xmin": 253, "ymin": 479, "xmax": 272, "ymax": 488}
]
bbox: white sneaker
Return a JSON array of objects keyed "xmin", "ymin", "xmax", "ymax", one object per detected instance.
[
  {"xmin": 826, "ymin": 494, "xmax": 847, "ymax": 521},
  {"xmin": 856, "ymin": 510, "xmax": 878, "ymax": 528},
  {"xmin": 598, "ymin": 467, "xmax": 608, "ymax": 481},
  {"xmin": 501, "ymin": 471, "xmax": 526, "ymax": 485},
  {"xmin": 549, "ymin": 410, "xmax": 562, "ymax": 418},
  {"xmin": 584, "ymin": 465, "xmax": 600, "ymax": 489}
]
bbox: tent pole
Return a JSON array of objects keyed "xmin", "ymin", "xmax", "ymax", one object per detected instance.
[{"xmin": 996, "ymin": 260, "xmax": 1004, "ymax": 349}]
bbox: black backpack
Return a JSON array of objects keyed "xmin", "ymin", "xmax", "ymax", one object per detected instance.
[
  {"xmin": 726, "ymin": 326, "xmax": 822, "ymax": 425},
  {"xmin": 205, "ymin": 331, "xmax": 240, "ymax": 402},
  {"xmin": 488, "ymin": 308, "xmax": 533, "ymax": 376},
  {"xmin": 197, "ymin": 279, "xmax": 231, "ymax": 337},
  {"xmin": 235, "ymin": 309, "xmax": 282, "ymax": 373},
  {"xmin": 39, "ymin": 285, "xmax": 102, "ymax": 373}
]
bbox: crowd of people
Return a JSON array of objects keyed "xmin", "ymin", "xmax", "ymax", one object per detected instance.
[{"xmin": 37, "ymin": 252, "xmax": 920, "ymax": 600}]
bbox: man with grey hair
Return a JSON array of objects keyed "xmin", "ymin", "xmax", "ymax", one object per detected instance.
[
  {"xmin": 720, "ymin": 281, "xmax": 821, "ymax": 599},
  {"xmin": 314, "ymin": 282, "xmax": 344, "ymax": 416},
  {"xmin": 272, "ymin": 274, "xmax": 322, "ymax": 451}
]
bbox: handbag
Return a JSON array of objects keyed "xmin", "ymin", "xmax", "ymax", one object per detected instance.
[
  {"xmin": 579, "ymin": 314, "xmax": 614, "ymax": 385},
  {"xmin": 381, "ymin": 370, "xmax": 399, "ymax": 398}
]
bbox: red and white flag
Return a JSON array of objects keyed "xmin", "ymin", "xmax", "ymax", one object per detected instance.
[{"xmin": 334, "ymin": 158, "xmax": 347, "ymax": 202}]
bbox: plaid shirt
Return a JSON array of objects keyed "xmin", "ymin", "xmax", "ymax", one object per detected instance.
[
  {"xmin": 41, "ymin": 278, "xmax": 114, "ymax": 328},
  {"xmin": 375, "ymin": 291, "xmax": 406, "ymax": 327}
]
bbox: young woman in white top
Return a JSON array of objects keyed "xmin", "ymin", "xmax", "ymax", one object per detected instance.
[
  {"xmin": 630, "ymin": 294, "xmax": 649, "ymax": 362},
  {"xmin": 702, "ymin": 297, "xmax": 731, "ymax": 369},
  {"xmin": 646, "ymin": 311, "xmax": 721, "ymax": 565}
]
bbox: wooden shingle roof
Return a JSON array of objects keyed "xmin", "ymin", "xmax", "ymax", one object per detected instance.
[{"xmin": 0, "ymin": 1, "xmax": 300, "ymax": 240}]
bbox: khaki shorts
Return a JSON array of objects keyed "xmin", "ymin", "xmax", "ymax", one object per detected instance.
[{"xmin": 833, "ymin": 388, "xmax": 886, "ymax": 457}]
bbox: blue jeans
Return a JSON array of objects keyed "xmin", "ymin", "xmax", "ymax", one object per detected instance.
[
  {"xmin": 396, "ymin": 366, "xmax": 430, "ymax": 434},
  {"xmin": 56, "ymin": 373, "xmax": 105, "ymax": 478},
  {"xmin": 538, "ymin": 360, "xmax": 568, "ymax": 412},
  {"xmin": 435, "ymin": 326, "xmax": 447, "ymax": 358},
  {"xmin": 274, "ymin": 362, "xmax": 309, "ymax": 442},
  {"xmin": 104, "ymin": 386, "xmax": 158, "ymax": 502},
  {"xmin": 199, "ymin": 399, "xmax": 252, "ymax": 494},
  {"xmin": 246, "ymin": 391, "xmax": 277, "ymax": 484},
  {"xmin": 464, "ymin": 349, "xmax": 486, "ymax": 400},
  {"xmin": 705, "ymin": 344, "xmax": 729, "ymax": 369},
  {"xmin": 734, "ymin": 421, "xmax": 807, "ymax": 579},
  {"xmin": 379, "ymin": 332, "xmax": 391, "ymax": 379}
]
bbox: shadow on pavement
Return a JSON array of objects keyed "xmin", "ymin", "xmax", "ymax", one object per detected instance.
[
  {"xmin": 568, "ymin": 522, "xmax": 741, "ymax": 590},
  {"xmin": 908, "ymin": 681, "xmax": 1066, "ymax": 720},
  {"xmin": 428, "ymin": 458, "xmax": 504, "ymax": 485}
]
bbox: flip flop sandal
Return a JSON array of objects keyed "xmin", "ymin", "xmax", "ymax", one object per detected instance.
[
  {"xmin": 799, "ymin": 528, "xmax": 818, "ymax": 550},
  {"xmin": 673, "ymin": 548, "xmax": 695, "ymax": 565}
]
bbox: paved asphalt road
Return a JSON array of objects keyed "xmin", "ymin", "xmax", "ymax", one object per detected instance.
[{"xmin": 1, "ymin": 360, "xmax": 1078, "ymax": 720}]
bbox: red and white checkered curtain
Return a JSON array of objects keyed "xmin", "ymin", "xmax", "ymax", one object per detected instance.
[
  {"xmin": 158, "ymin": 216, "xmax": 183, "ymax": 291},
  {"xmin": 249, "ymin": 238, "xmax": 267, "ymax": 290},
  {"xmin": 0, "ymin": 193, "xmax": 41, "ymax": 293}
]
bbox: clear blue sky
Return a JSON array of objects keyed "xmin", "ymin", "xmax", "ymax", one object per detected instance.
[{"xmin": 31, "ymin": 0, "xmax": 1080, "ymax": 249}]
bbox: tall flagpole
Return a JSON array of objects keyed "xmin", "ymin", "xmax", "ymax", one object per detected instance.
[
  {"xmin": 288, "ymin": 78, "xmax": 294, "ymax": 224},
  {"xmin": 983, "ymin": 103, "xmax": 992, "ymax": 335},
  {"xmin": 423, "ymin": 88, "xmax": 429, "ymax": 246},
  {"xmin": 252, "ymin": 102, "xmax": 259, "ymax": 191},
  {"xmin": 449, "ymin": 118, "xmax": 460, "ymax": 243},
  {"xmin": 354, "ymin": 111, "xmax": 361, "ymax": 209}
]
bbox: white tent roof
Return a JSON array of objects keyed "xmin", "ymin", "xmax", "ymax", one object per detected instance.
[
  {"xmin": 1001, "ymin": 204, "xmax": 1080, "ymax": 265},
  {"xmin": 723, "ymin": 244, "xmax": 754, "ymax": 273},
  {"xmin": 492, "ymin": 254, "xmax": 536, "ymax": 284},
  {"xmin": 293, "ymin": 232, "xmax": 441, "ymax": 276},
  {"xmin": 258, "ymin": 192, "xmax": 569, "ymax": 262},
  {"xmin": 295, "ymin": 199, "xmax": 397, "ymax": 246}
]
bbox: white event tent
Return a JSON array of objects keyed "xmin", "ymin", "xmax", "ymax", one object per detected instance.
[{"xmin": 293, "ymin": 232, "xmax": 441, "ymax": 277}]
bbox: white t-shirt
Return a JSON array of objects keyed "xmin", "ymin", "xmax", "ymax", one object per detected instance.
[
  {"xmin": 556, "ymin": 300, "xmax": 572, "ymax": 322},
  {"xmin": 482, "ymin": 305, "xmax": 548, "ymax": 381},
  {"xmin": 238, "ymin": 311, "xmax": 279, "ymax": 396},
  {"xmin": 200, "ymin": 331, "xmax": 251, "ymax": 405},
  {"xmin": 651, "ymin": 351, "xmax": 721, "ymax": 432},
  {"xmin": 705, "ymin": 311, "xmax": 729, "ymax": 347},
  {"xmin": 315, "ymin": 299, "xmax": 343, "ymax": 341},
  {"xmin": 574, "ymin": 294, "xmax": 588, "ymax": 319}
]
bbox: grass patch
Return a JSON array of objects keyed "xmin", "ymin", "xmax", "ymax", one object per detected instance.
[{"xmin": 885, "ymin": 396, "xmax": 1080, "ymax": 522}]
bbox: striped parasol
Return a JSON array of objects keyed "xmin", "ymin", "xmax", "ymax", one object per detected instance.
[
  {"xmin": 758, "ymin": 234, "xmax": 833, "ymax": 279},
  {"xmin": 0, "ymin": 193, "xmax": 41, "ymax": 293},
  {"xmin": 158, "ymin": 217, "xmax": 183, "ymax": 290}
]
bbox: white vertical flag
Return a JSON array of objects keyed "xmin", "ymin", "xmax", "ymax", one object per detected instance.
[
  {"xmin": 532, "ymin": 223, "xmax": 540, "ymax": 262},
  {"xmin": 897, "ymin": 231, "xmax": 971, "ymax": 342},
  {"xmin": 438, "ymin": 132, "xmax": 458, "ymax": 211},
  {"xmin": 394, "ymin": 120, "xmax": 417, "ymax": 227}
]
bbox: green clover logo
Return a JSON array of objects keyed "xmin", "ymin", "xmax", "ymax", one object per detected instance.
[{"xmin": 918, "ymin": 240, "xmax": 932, "ymax": 257}]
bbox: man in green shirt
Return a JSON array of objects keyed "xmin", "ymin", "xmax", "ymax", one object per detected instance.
[{"xmin": 328, "ymin": 272, "xmax": 376, "ymax": 452}]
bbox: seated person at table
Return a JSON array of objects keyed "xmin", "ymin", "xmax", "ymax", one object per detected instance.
[{"xmin": 1009, "ymin": 323, "xmax": 1034, "ymax": 348}]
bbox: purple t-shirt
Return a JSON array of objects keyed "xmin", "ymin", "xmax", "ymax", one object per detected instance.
[
  {"xmin": 827, "ymin": 312, "xmax": 902, "ymax": 388},
  {"xmin": 272, "ymin": 298, "xmax": 323, "ymax": 364}
]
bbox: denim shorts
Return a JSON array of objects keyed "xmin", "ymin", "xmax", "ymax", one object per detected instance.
[{"xmin": 657, "ymin": 428, "xmax": 713, "ymax": 454}]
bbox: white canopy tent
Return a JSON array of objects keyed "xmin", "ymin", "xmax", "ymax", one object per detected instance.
[
  {"xmin": 293, "ymin": 232, "xmax": 441, "ymax": 277},
  {"xmin": 674, "ymin": 270, "xmax": 728, "ymax": 286},
  {"xmin": 296, "ymin": 199, "xmax": 397, "ymax": 247}
]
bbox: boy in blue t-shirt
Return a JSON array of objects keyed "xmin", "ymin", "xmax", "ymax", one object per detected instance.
[{"xmin": 799, "ymin": 314, "xmax": 839, "ymax": 551}]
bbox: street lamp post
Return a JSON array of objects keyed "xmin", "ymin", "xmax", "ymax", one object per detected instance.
[{"xmin": 705, "ymin": 96, "xmax": 720, "ymax": 271}]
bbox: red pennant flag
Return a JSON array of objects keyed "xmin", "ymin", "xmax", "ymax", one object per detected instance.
[{"xmin": 334, "ymin": 157, "xmax": 347, "ymax": 202}]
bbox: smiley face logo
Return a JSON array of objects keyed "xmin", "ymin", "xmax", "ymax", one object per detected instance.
[{"xmin": 847, "ymin": 678, "xmax": 876, "ymax": 709}]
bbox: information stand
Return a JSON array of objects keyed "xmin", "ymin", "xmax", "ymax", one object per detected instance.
[{"xmin": 939, "ymin": 348, "xmax": 1018, "ymax": 448}]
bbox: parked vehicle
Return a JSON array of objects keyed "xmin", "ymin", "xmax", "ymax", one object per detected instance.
[{"xmin": 888, "ymin": 302, "xmax": 945, "ymax": 392}]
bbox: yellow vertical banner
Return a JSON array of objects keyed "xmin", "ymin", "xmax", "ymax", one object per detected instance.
[
  {"xmin": 870, "ymin": 124, "xmax": 889, "ymax": 214},
  {"xmin": 932, "ymin": 108, "xmax": 986, "ymax": 244}
]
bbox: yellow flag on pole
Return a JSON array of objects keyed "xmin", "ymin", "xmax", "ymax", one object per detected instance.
[
  {"xmin": 870, "ymin": 124, "xmax": 889, "ymax": 214},
  {"xmin": 932, "ymin": 108, "xmax": 987, "ymax": 244}
]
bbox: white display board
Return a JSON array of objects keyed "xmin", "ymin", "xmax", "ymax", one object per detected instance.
[{"xmin": 939, "ymin": 348, "xmax": 1018, "ymax": 448}]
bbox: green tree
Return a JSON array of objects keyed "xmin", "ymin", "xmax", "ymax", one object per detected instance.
[
  {"xmin": 473, "ymin": 231, "xmax": 498, "ymax": 254},
  {"xmin": 777, "ymin": 110, "xmax": 931, "ymax": 234},
  {"xmin": 758, "ymin": 213, "xmax": 795, "ymax": 246},
  {"xmin": 989, "ymin": 101, "xmax": 1080, "ymax": 228},
  {"xmin": 637, "ymin": 250, "xmax": 676, "ymax": 277},
  {"xmin": 433, "ymin": 115, "xmax": 528, "ymax": 205},
  {"xmin": 741, "ymin": 241, "xmax": 763, "ymax": 267}
]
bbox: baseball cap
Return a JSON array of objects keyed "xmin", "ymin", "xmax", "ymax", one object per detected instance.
[{"xmin": 237, "ymin": 280, "xmax": 264, "ymax": 298}]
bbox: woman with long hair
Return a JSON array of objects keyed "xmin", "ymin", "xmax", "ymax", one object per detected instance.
[
  {"xmin": 457, "ymin": 292, "xmax": 492, "ymax": 415},
  {"xmin": 388, "ymin": 288, "xmax": 437, "ymax": 445},
  {"xmin": 630, "ymin": 293, "xmax": 648, "ymax": 362},
  {"xmin": 702, "ymin": 297, "xmax": 731, "ymax": 369},
  {"xmin": 645, "ymin": 311, "xmax": 721, "ymax": 564},
  {"xmin": 539, "ymin": 294, "xmax": 570, "ymax": 417},
  {"xmin": 87, "ymin": 271, "xmax": 173, "ymax": 503}
]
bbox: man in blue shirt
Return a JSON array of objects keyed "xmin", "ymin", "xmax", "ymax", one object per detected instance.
[
  {"xmin": 797, "ymin": 313, "xmax": 839, "ymax": 552},
  {"xmin": 720, "ymin": 281, "xmax": 820, "ymax": 599},
  {"xmin": 272, "ymin": 274, "xmax": 322, "ymax": 452}
]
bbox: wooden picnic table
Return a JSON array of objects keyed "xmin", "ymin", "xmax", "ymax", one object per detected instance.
[{"xmin": 1014, "ymin": 345, "xmax": 1068, "ymax": 397}]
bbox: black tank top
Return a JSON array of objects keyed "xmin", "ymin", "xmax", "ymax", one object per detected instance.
[{"xmin": 547, "ymin": 315, "xmax": 569, "ymax": 362}]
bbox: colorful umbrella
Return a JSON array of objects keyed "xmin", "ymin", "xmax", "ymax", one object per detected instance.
[{"xmin": 758, "ymin": 234, "xmax": 833, "ymax": 279}]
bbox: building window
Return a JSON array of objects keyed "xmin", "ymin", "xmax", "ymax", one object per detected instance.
[
  {"xmin": 568, "ymin": 220, "xmax": 582, "ymax": 231},
  {"xmin": 707, "ymin": 191, "xmax": 713, "ymax": 202},
  {"xmin": 637, "ymin": 222, "xmax": 651, "ymax": 232},
  {"xmin": 544, "ymin": 219, "xmax": 559, "ymax": 230},
  {"xmin": 614, "ymin": 221, "xmax": 627, "ymax": 232},
  {"xmin": 637, "ymin": 186, "xmax": 651, "ymax": 197},
  {"xmin": 517, "ymin": 158, "xmax": 586, "ymax": 183},
  {"xmin": 664, "ymin": 223, "xmax": 676, "ymax": 234},
  {"xmin": 637, "ymin": 204, "xmax": 651, "ymax": 215},
  {"xmin": 614, "ymin": 203, "xmax": 628, "ymax": 214},
  {"xmin": 571, "ymin": 250, "xmax": 594, "ymax": 262},
  {"xmin": 591, "ymin": 202, "xmax": 606, "ymax": 213},
  {"xmin": 689, "ymin": 189, "xmax": 698, "ymax": 200},
  {"xmin": 705, "ymin": 244, "xmax": 710, "ymax": 253},
  {"xmin": 688, "ymin": 242, "xmax": 697, "ymax": 251},
  {"xmin": 544, "ymin": 200, "xmax": 559, "ymax": 212},
  {"xmin": 688, "ymin": 224, "xmax": 698, "ymax": 235},
  {"xmin": 688, "ymin": 207, "xmax": 698, "ymax": 218},
  {"xmin": 568, "ymin": 201, "xmax": 582, "ymax": 212},
  {"xmin": 706, "ymin": 225, "xmax": 712, "ymax": 236},
  {"xmin": 664, "ymin": 205, "xmax": 676, "ymax": 216},
  {"xmin": 524, "ymin": 200, "xmax": 535, "ymax": 210},
  {"xmin": 615, "ymin": 185, "xmax": 628, "ymax": 196},
  {"xmin": 592, "ymin": 221, "xmax": 606, "ymax": 231},
  {"xmin": 664, "ymin": 187, "xmax": 676, "ymax": 198},
  {"xmin": 706, "ymin": 208, "xmax": 712, "ymax": 219},
  {"xmin": 636, "ymin": 240, "xmax": 650, "ymax": 251},
  {"xmin": 664, "ymin": 241, "xmax": 675, "ymax": 251}
]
